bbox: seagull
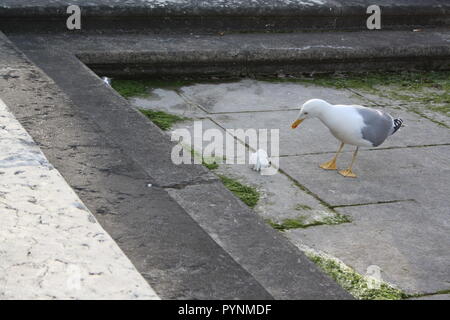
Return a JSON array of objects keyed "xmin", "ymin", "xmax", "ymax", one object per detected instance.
[{"xmin": 291, "ymin": 99, "xmax": 403, "ymax": 178}]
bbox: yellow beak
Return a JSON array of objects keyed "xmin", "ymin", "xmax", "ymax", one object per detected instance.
[{"xmin": 291, "ymin": 118, "xmax": 304, "ymax": 129}]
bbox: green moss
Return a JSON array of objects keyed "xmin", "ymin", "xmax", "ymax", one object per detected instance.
[
  {"xmin": 429, "ymin": 104, "xmax": 450, "ymax": 115},
  {"xmin": 409, "ymin": 107, "xmax": 449, "ymax": 128},
  {"xmin": 111, "ymin": 78, "xmax": 240, "ymax": 99},
  {"xmin": 218, "ymin": 175, "xmax": 260, "ymax": 208},
  {"xmin": 189, "ymin": 148, "xmax": 223, "ymax": 170},
  {"xmin": 266, "ymin": 213, "xmax": 350, "ymax": 231},
  {"xmin": 111, "ymin": 79, "xmax": 200, "ymax": 98},
  {"xmin": 267, "ymin": 71, "xmax": 449, "ymax": 91},
  {"xmin": 262, "ymin": 71, "xmax": 450, "ymax": 118},
  {"xmin": 139, "ymin": 109, "xmax": 188, "ymax": 130},
  {"xmin": 266, "ymin": 217, "xmax": 307, "ymax": 231},
  {"xmin": 203, "ymin": 162, "xmax": 219, "ymax": 170},
  {"xmin": 295, "ymin": 204, "xmax": 312, "ymax": 211},
  {"xmin": 111, "ymin": 79, "xmax": 151, "ymax": 98},
  {"xmin": 265, "ymin": 219, "xmax": 287, "ymax": 231},
  {"xmin": 202, "ymin": 154, "xmax": 225, "ymax": 170},
  {"xmin": 321, "ymin": 213, "xmax": 352, "ymax": 225},
  {"xmin": 306, "ymin": 252, "xmax": 408, "ymax": 300}
]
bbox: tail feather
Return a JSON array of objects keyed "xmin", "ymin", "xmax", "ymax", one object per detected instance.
[{"xmin": 392, "ymin": 118, "xmax": 403, "ymax": 135}]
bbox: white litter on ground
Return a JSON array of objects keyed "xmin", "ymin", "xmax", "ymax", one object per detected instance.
[
  {"xmin": 102, "ymin": 76, "xmax": 112, "ymax": 86},
  {"xmin": 249, "ymin": 149, "xmax": 271, "ymax": 172}
]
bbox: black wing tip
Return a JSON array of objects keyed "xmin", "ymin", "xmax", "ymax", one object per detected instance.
[{"xmin": 392, "ymin": 118, "xmax": 403, "ymax": 134}]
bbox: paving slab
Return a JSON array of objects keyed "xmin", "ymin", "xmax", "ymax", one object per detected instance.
[
  {"xmin": 214, "ymin": 164, "xmax": 336, "ymax": 223},
  {"xmin": 180, "ymin": 80, "xmax": 365, "ymax": 113},
  {"xmin": 287, "ymin": 201, "xmax": 450, "ymax": 294},
  {"xmin": 130, "ymin": 89, "xmax": 207, "ymax": 119},
  {"xmin": 282, "ymin": 146, "xmax": 450, "ymax": 206}
]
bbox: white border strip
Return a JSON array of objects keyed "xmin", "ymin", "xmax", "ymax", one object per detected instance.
[{"xmin": 0, "ymin": 98, "xmax": 159, "ymax": 300}]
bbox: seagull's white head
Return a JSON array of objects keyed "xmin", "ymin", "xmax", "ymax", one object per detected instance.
[{"xmin": 291, "ymin": 99, "xmax": 330, "ymax": 129}]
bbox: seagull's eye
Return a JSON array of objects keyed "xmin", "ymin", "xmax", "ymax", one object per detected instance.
[{"xmin": 304, "ymin": 112, "xmax": 309, "ymax": 115}]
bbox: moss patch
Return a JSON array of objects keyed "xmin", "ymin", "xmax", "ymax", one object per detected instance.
[
  {"xmin": 218, "ymin": 175, "xmax": 260, "ymax": 208},
  {"xmin": 263, "ymin": 71, "xmax": 450, "ymax": 118},
  {"xmin": 266, "ymin": 217, "xmax": 309, "ymax": 230},
  {"xmin": 111, "ymin": 79, "xmax": 200, "ymax": 98},
  {"xmin": 295, "ymin": 204, "xmax": 312, "ymax": 211},
  {"xmin": 111, "ymin": 78, "xmax": 239, "ymax": 99},
  {"xmin": 203, "ymin": 161, "xmax": 219, "ymax": 170},
  {"xmin": 266, "ymin": 213, "xmax": 350, "ymax": 231},
  {"xmin": 111, "ymin": 79, "xmax": 152, "ymax": 98},
  {"xmin": 190, "ymin": 148, "xmax": 223, "ymax": 170},
  {"xmin": 305, "ymin": 250, "xmax": 408, "ymax": 300},
  {"xmin": 139, "ymin": 109, "xmax": 188, "ymax": 131}
]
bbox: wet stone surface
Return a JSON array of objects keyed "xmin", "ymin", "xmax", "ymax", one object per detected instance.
[{"xmin": 129, "ymin": 78, "xmax": 450, "ymax": 296}]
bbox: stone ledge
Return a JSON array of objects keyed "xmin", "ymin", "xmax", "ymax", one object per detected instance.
[
  {"xmin": 15, "ymin": 30, "xmax": 447, "ymax": 76},
  {"xmin": 0, "ymin": 0, "xmax": 448, "ymax": 33}
]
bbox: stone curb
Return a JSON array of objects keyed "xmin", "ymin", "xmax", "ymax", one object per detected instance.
[
  {"xmin": 10, "ymin": 30, "xmax": 448, "ymax": 76},
  {"xmin": 0, "ymin": 0, "xmax": 449, "ymax": 33}
]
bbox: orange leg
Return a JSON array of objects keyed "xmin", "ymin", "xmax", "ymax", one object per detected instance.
[
  {"xmin": 339, "ymin": 147, "xmax": 359, "ymax": 178},
  {"xmin": 320, "ymin": 142, "xmax": 344, "ymax": 170}
]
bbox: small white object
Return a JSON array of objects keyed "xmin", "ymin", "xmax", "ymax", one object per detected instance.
[
  {"xmin": 147, "ymin": 183, "xmax": 152, "ymax": 187},
  {"xmin": 250, "ymin": 149, "xmax": 270, "ymax": 172},
  {"xmin": 102, "ymin": 76, "xmax": 112, "ymax": 86}
]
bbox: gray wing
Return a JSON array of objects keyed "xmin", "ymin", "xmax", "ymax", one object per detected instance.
[{"xmin": 356, "ymin": 108, "xmax": 393, "ymax": 147}]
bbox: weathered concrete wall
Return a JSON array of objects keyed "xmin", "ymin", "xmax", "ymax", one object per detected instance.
[{"xmin": 1, "ymin": 0, "xmax": 449, "ymax": 33}]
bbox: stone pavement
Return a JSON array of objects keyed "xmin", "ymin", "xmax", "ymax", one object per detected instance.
[
  {"xmin": 1, "ymin": 31, "xmax": 351, "ymax": 299},
  {"xmin": 1, "ymin": 0, "xmax": 448, "ymax": 301},
  {"xmin": 132, "ymin": 79, "xmax": 450, "ymax": 296},
  {"xmin": 0, "ymin": 98, "xmax": 159, "ymax": 299}
]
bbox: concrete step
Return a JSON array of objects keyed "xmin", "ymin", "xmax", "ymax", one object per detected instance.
[
  {"xmin": 0, "ymin": 0, "xmax": 449, "ymax": 33},
  {"xmin": 8, "ymin": 29, "xmax": 450, "ymax": 77}
]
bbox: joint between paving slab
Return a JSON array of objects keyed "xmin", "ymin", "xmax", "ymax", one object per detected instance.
[
  {"xmin": 177, "ymin": 90, "xmax": 211, "ymax": 115},
  {"xmin": 331, "ymin": 199, "xmax": 416, "ymax": 209},
  {"xmin": 409, "ymin": 289, "xmax": 450, "ymax": 299},
  {"xmin": 410, "ymin": 109, "xmax": 450, "ymax": 129},
  {"xmin": 208, "ymin": 108, "xmax": 299, "ymax": 115},
  {"xmin": 368, "ymin": 143, "xmax": 450, "ymax": 151},
  {"xmin": 279, "ymin": 143, "xmax": 450, "ymax": 157},
  {"xmin": 277, "ymin": 168, "xmax": 338, "ymax": 213}
]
